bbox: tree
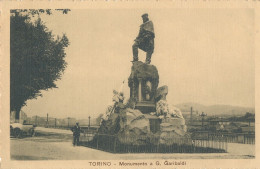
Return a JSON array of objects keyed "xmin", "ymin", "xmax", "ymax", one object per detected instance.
[{"xmin": 10, "ymin": 10, "xmax": 70, "ymax": 119}]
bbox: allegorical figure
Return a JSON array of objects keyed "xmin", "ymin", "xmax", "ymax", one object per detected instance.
[
  {"xmin": 72, "ymin": 122, "xmax": 81, "ymax": 146},
  {"xmin": 132, "ymin": 13, "xmax": 155, "ymax": 64},
  {"xmin": 143, "ymin": 81, "xmax": 152, "ymax": 101}
]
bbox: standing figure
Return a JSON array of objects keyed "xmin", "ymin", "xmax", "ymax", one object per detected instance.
[
  {"xmin": 132, "ymin": 13, "xmax": 155, "ymax": 64},
  {"xmin": 144, "ymin": 81, "xmax": 152, "ymax": 101},
  {"xmin": 72, "ymin": 122, "xmax": 81, "ymax": 146}
]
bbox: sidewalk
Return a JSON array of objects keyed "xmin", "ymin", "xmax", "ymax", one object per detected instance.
[
  {"xmin": 35, "ymin": 127, "xmax": 72, "ymax": 135},
  {"xmin": 227, "ymin": 142, "xmax": 255, "ymax": 157}
]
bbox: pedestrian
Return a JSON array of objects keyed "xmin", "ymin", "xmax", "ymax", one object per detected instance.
[{"xmin": 72, "ymin": 122, "xmax": 81, "ymax": 146}]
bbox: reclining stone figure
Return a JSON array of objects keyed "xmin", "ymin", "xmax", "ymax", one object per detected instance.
[{"xmin": 155, "ymin": 85, "xmax": 184, "ymax": 119}]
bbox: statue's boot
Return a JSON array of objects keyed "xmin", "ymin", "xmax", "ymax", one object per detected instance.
[{"xmin": 145, "ymin": 51, "xmax": 152, "ymax": 64}]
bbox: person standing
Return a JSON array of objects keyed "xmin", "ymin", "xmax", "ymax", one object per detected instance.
[{"xmin": 72, "ymin": 122, "xmax": 81, "ymax": 146}]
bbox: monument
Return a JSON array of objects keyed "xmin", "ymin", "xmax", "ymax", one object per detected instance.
[{"xmin": 97, "ymin": 13, "xmax": 189, "ymax": 145}]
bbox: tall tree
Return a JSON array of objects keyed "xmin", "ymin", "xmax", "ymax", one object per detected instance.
[{"xmin": 10, "ymin": 10, "xmax": 70, "ymax": 119}]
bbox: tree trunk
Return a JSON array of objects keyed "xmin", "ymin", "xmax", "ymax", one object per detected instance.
[{"xmin": 15, "ymin": 107, "xmax": 21, "ymax": 122}]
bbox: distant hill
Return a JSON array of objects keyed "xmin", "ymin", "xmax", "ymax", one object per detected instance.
[{"xmin": 175, "ymin": 102, "xmax": 255, "ymax": 116}]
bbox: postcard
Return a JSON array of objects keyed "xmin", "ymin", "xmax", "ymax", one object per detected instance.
[{"xmin": 0, "ymin": 0, "xmax": 259, "ymax": 168}]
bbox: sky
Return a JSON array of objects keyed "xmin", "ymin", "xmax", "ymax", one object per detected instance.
[{"xmin": 21, "ymin": 9, "xmax": 255, "ymax": 119}]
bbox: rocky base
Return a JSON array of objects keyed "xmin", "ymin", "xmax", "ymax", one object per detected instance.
[
  {"xmin": 118, "ymin": 108, "xmax": 151, "ymax": 145},
  {"xmin": 98, "ymin": 107, "xmax": 189, "ymax": 145},
  {"xmin": 97, "ymin": 60, "xmax": 189, "ymax": 146},
  {"xmin": 160, "ymin": 118, "xmax": 191, "ymax": 145}
]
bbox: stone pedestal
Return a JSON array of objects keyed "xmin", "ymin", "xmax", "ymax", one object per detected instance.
[{"xmin": 128, "ymin": 61, "xmax": 159, "ymax": 113}]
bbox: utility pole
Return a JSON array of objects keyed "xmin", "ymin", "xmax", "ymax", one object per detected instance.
[
  {"xmin": 88, "ymin": 116, "xmax": 91, "ymax": 131},
  {"xmin": 46, "ymin": 113, "xmax": 49, "ymax": 128},
  {"xmin": 190, "ymin": 107, "xmax": 193, "ymax": 125},
  {"xmin": 55, "ymin": 118, "xmax": 57, "ymax": 128}
]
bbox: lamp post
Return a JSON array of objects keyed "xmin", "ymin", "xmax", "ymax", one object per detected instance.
[
  {"xmin": 88, "ymin": 116, "xmax": 91, "ymax": 132},
  {"xmin": 68, "ymin": 117, "xmax": 70, "ymax": 128},
  {"xmin": 46, "ymin": 113, "xmax": 49, "ymax": 128}
]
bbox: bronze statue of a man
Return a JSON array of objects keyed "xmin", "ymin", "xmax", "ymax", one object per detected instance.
[{"xmin": 132, "ymin": 13, "xmax": 155, "ymax": 64}]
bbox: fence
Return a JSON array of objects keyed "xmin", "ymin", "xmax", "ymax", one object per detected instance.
[
  {"xmin": 192, "ymin": 132, "xmax": 255, "ymax": 144},
  {"xmin": 219, "ymin": 133, "xmax": 255, "ymax": 144},
  {"xmin": 80, "ymin": 134, "xmax": 227, "ymax": 153}
]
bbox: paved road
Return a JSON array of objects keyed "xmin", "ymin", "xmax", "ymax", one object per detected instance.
[{"xmin": 10, "ymin": 127, "xmax": 255, "ymax": 160}]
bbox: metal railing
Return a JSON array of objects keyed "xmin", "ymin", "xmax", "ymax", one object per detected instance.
[
  {"xmin": 80, "ymin": 134, "xmax": 227, "ymax": 153},
  {"xmin": 191, "ymin": 131, "xmax": 255, "ymax": 144}
]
